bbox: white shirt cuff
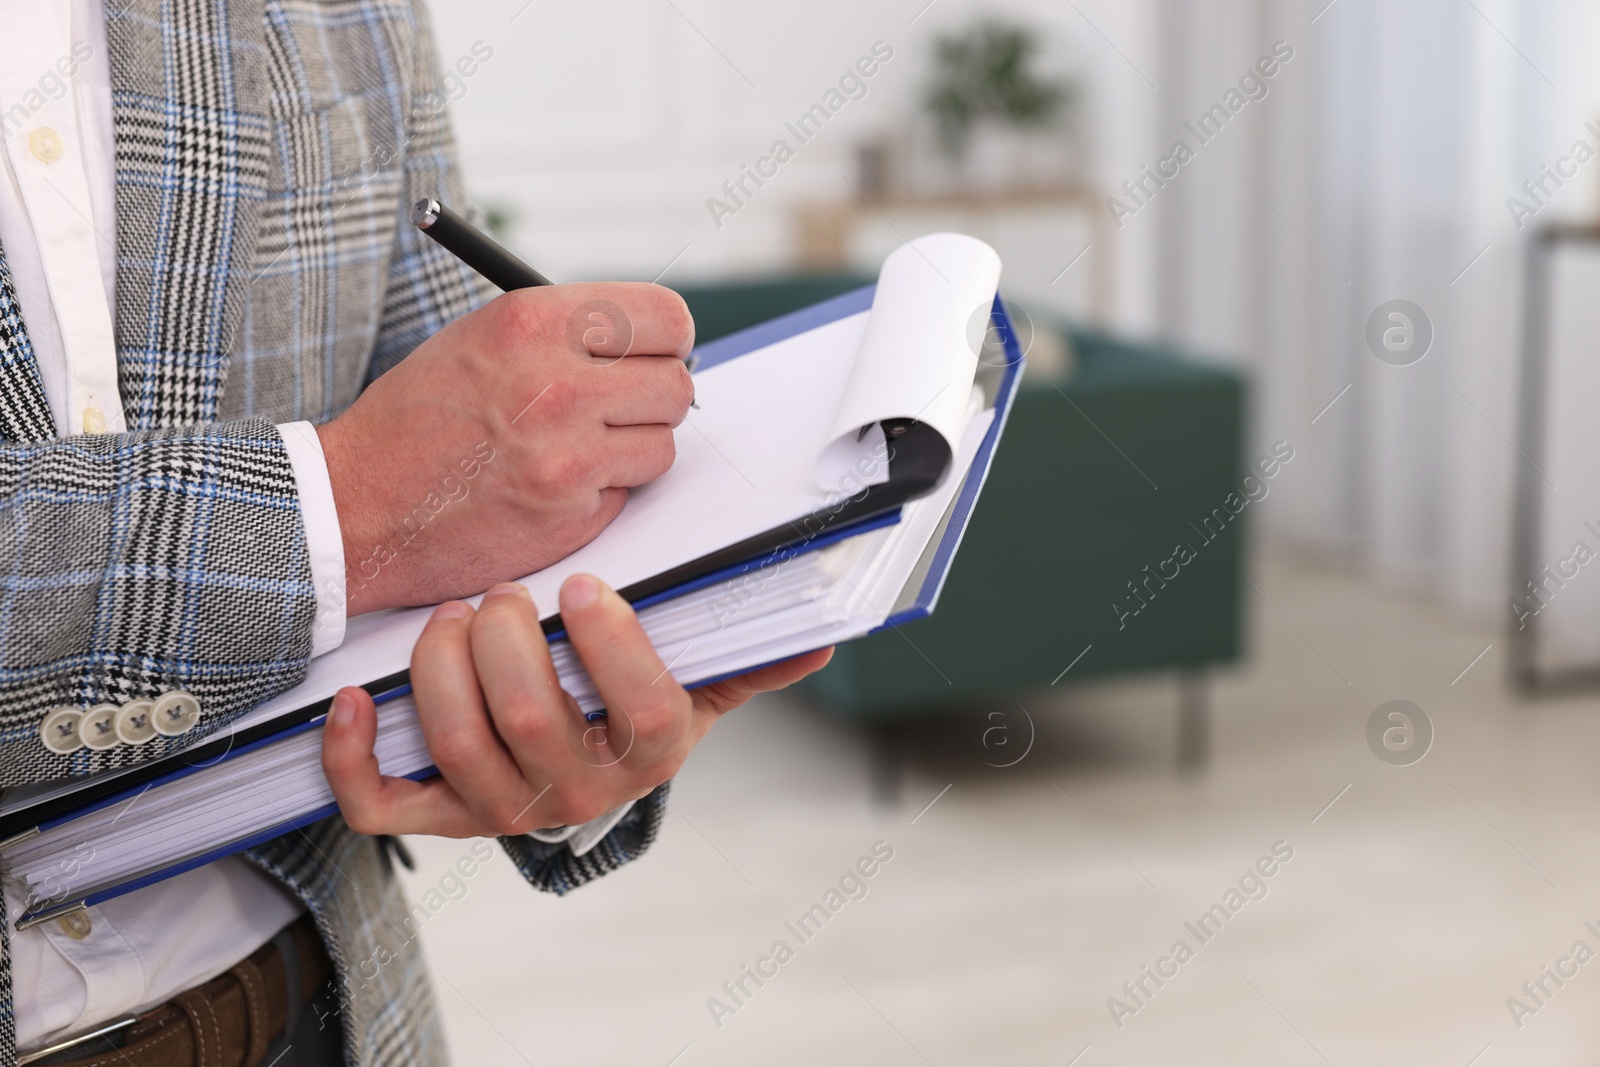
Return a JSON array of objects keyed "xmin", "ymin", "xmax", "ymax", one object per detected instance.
[
  {"xmin": 526, "ymin": 802, "xmax": 635, "ymax": 857},
  {"xmin": 277, "ymin": 421, "xmax": 347, "ymax": 658}
]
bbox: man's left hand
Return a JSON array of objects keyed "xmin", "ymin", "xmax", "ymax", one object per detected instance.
[{"xmin": 321, "ymin": 576, "xmax": 833, "ymax": 836}]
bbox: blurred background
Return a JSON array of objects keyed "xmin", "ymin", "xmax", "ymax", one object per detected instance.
[{"xmin": 399, "ymin": 1, "xmax": 1600, "ymax": 1063}]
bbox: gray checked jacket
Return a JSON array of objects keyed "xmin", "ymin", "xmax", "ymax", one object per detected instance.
[{"xmin": 0, "ymin": 0, "xmax": 667, "ymax": 1063}]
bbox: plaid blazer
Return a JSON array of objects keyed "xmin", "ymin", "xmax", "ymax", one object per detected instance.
[{"xmin": 0, "ymin": 1, "xmax": 667, "ymax": 1063}]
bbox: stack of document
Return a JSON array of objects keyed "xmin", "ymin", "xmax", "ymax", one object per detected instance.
[{"xmin": 0, "ymin": 233, "xmax": 1024, "ymax": 927}]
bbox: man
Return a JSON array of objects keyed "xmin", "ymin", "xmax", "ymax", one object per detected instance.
[{"xmin": 0, "ymin": 0, "xmax": 830, "ymax": 1063}]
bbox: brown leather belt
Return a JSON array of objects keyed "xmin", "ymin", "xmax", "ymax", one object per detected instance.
[{"xmin": 23, "ymin": 913, "xmax": 335, "ymax": 1067}]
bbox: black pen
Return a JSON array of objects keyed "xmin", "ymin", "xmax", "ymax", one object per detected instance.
[
  {"xmin": 410, "ymin": 198, "xmax": 552, "ymax": 290},
  {"xmin": 413, "ymin": 197, "xmax": 702, "ymax": 410}
]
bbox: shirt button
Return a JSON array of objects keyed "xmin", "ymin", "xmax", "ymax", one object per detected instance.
[
  {"xmin": 56, "ymin": 912, "xmax": 92, "ymax": 940},
  {"xmin": 29, "ymin": 127, "xmax": 63, "ymax": 164},
  {"xmin": 115, "ymin": 699, "xmax": 157, "ymax": 745},
  {"xmin": 82, "ymin": 406, "xmax": 106, "ymax": 434},
  {"xmin": 152, "ymin": 691, "xmax": 202, "ymax": 735},
  {"xmin": 79, "ymin": 704, "xmax": 120, "ymax": 750},
  {"xmin": 41, "ymin": 708, "xmax": 84, "ymax": 754}
]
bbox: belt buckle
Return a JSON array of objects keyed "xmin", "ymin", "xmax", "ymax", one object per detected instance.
[{"xmin": 17, "ymin": 1013, "xmax": 139, "ymax": 1066}]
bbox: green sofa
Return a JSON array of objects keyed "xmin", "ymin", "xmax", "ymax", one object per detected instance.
[{"xmin": 674, "ymin": 275, "xmax": 1246, "ymax": 768}]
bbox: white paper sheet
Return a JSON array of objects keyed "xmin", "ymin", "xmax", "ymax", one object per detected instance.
[{"xmin": 814, "ymin": 233, "xmax": 1002, "ymax": 488}]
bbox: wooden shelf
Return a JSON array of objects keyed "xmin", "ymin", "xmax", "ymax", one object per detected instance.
[{"xmin": 794, "ymin": 184, "xmax": 1113, "ymax": 319}]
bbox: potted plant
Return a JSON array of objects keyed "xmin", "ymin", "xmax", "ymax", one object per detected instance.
[{"xmin": 919, "ymin": 17, "xmax": 1079, "ymax": 194}]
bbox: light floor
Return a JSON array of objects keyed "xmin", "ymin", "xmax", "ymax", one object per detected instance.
[{"xmin": 399, "ymin": 552, "xmax": 1600, "ymax": 1066}]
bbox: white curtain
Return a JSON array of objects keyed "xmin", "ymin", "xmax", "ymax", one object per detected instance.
[{"xmin": 1129, "ymin": 0, "xmax": 1598, "ymax": 613}]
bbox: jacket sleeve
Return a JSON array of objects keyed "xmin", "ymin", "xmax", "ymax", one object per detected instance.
[
  {"xmin": 496, "ymin": 785, "xmax": 671, "ymax": 895},
  {"xmin": 0, "ymin": 418, "xmax": 317, "ymax": 786}
]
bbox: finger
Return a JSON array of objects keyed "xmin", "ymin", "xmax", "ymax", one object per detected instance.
[
  {"xmin": 469, "ymin": 584, "xmax": 586, "ymax": 790},
  {"xmin": 701, "ymin": 647, "xmax": 836, "ymax": 710},
  {"xmin": 411, "ymin": 601, "xmax": 546, "ymax": 834},
  {"xmin": 322, "ymin": 685, "xmax": 484, "ymax": 837},
  {"xmin": 599, "ymin": 425, "xmax": 675, "ymax": 489},
  {"xmin": 688, "ymin": 647, "xmax": 835, "ymax": 742},
  {"xmin": 472, "ymin": 587, "xmax": 630, "ymax": 826},
  {"xmin": 555, "ymin": 282, "xmax": 695, "ymax": 360},
  {"xmin": 559, "ymin": 573, "xmax": 692, "ymax": 770},
  {"xmin": 595, "ymin": 356, "xmax": 694, "ymax": 427},
  {"xmin": 736, "ymin": 646, "xmax": 835, "ymax": 691}
]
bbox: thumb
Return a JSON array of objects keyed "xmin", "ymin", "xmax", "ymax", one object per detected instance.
[
  {"xmin": 321, "ymin": 685, "xmax": 379, "ymax": 788},
  {"xmin": 690, "ymin": 646, "xmax": 835, "ymax": 727}
]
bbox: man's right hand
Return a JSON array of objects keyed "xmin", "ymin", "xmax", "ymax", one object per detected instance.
[{"xmin": 317, "ymin": 281, "xmax": 695, "ymax": 616}]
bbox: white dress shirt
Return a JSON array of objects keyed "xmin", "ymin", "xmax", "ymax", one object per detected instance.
[{"xmin": 1, "ymin": 0, "xmax": 629, "ymax": 1049}]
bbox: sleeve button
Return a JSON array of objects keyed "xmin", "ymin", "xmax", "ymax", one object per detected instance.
[
  {"xmin": 152, "ymin": 691, "xmax": 202, "ymax": 735},
  {"xmin": 115, "ymin": 700, "xmax": 157, "ymax": 745},
  {"xmin": 41, "ymin": 708, "xmax": 84, "ymax": 753},
  {"xmin": 79, "ymin": 704, "xmax": 120, "ymax": 750}
]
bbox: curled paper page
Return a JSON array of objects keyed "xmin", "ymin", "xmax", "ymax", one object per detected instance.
[{"xmin": 813, "ymin": 232, "xmax": 1002, "ymax": 489}]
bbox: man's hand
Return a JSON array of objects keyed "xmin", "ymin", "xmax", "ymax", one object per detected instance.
[
  {"xmin": 318, "ymin": 282, "xmax": 695, "ymax": 616},
  {"xmin": 321, "ymin": 575, "xmax": 833, "ymax": 837}
]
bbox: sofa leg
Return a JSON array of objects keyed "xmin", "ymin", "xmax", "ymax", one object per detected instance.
[
  {"xmin": 868, "ymin": 725, "xmax": 904, "ymax": 807},
  {"xmin": 1177, "ymin": 670, "xmax": 1208, "ymax": 772}
]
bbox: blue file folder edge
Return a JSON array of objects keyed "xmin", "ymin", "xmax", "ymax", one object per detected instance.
[{"xmin": 17, "ymin": 285, "xmax": 1024, "ymax": 922}]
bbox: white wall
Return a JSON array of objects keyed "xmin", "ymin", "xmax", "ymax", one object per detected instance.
[{"xmin": 425, "ymin": 0, "xmax": 1161, "ymax": 324}]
